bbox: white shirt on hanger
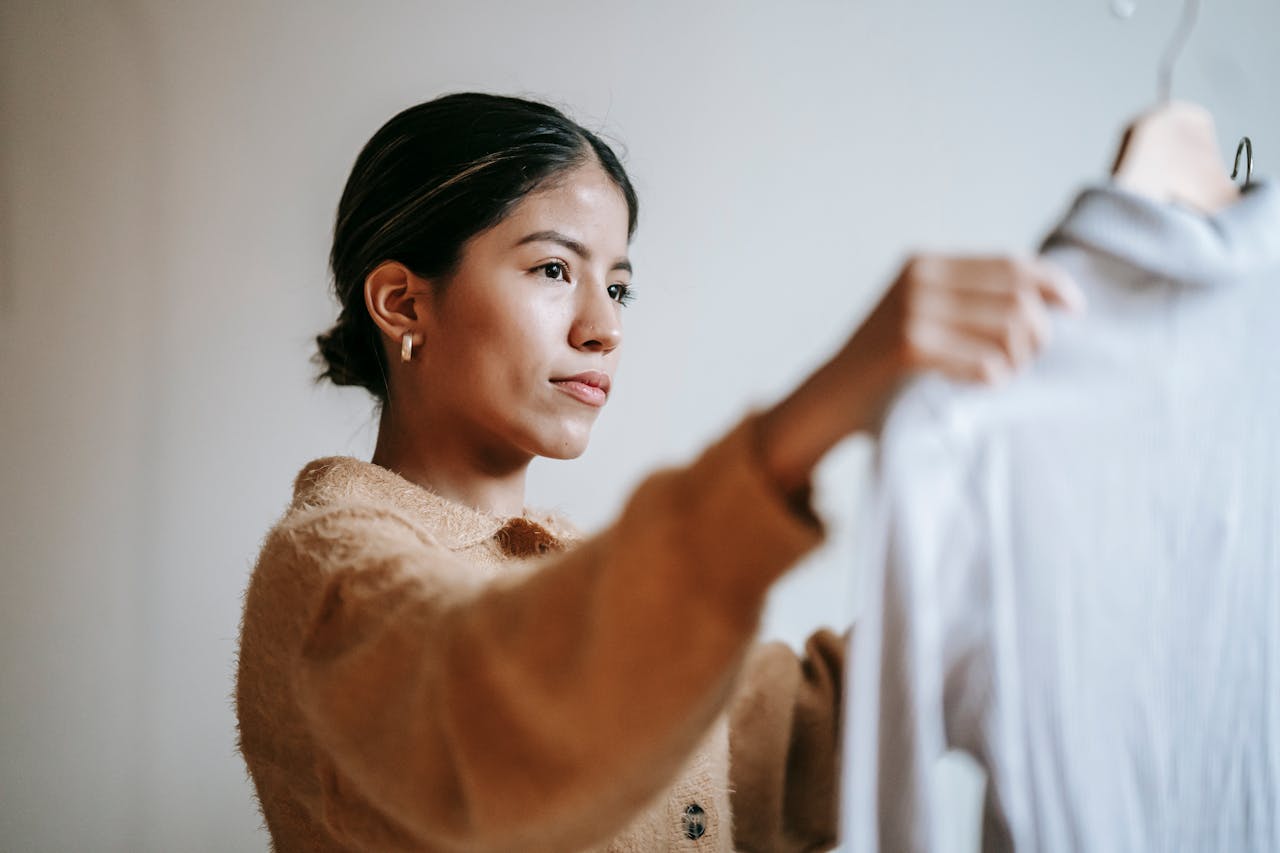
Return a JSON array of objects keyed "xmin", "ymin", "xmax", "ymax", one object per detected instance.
[{"xmin": 841, "ymin": 181, "xmax": 1280, "ymax": 852}]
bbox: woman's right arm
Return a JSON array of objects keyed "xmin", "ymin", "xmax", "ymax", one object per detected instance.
[{"xmin": 284, "ymin": 410, "xmax": 823, "ymax": 853}]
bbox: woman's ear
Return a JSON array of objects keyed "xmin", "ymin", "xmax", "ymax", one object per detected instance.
[{"xmin": 364, "ymin": 261, "xmax": 430, "ymax": 352}]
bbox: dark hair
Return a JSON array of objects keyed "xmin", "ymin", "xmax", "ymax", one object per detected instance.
[{"xmin": 315, "ymin": 92, "xmax": 639, "ymax": 403}]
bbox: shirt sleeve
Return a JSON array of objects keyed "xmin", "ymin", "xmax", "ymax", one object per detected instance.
[
  {"xmin": 728, "ymin": 626, "xmax": 848, "ymax": 853},
  {"xmin": 281, "ymin": 411, "xmax": 826, "ymax": 853}
]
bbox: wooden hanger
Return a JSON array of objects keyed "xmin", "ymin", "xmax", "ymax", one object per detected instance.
[
  {"xmin": 1108, "ymin": 0, "xmax": 1240, "ymax": 215},
  {"xmin": 1111, "ymin": 102, "xmax": 1240, "ymax": 214}
]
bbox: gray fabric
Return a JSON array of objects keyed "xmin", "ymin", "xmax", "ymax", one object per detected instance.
[{"xmin": 842, "ymin": 180, "xmax": 1280, "ymax": 852}]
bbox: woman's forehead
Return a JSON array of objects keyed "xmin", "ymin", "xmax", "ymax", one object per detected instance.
[{"xmin": 488, "ymin": 168, "xmax": 631, "ymax": 257}]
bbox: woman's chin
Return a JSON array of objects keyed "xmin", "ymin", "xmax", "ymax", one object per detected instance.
[{"xmin": 532, "ymin": 424, "xmax": 593, "ymax": 460}]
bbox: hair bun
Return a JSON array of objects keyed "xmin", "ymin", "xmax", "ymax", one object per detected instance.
[{"xmin": 314, "ymin": 312, "xmax": 385, "ymax": 397}]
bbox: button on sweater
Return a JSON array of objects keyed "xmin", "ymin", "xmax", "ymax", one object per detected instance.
[{"xmin": 235, "ymin": 411, "xmax": 846, "ymax": 852}]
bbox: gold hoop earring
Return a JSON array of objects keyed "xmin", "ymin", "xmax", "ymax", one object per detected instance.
[{"xmin": 401, "ymin": 332, "xmax": 414, "ymax": 362}]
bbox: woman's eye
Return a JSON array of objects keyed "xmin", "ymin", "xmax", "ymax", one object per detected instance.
[
  {"xmin": 538, "ymin": 262, "xmax": 567, "ymax": 281},
  {"xmin": 608, "ymin": 283, "xmax": 637, "ymax": 306}
]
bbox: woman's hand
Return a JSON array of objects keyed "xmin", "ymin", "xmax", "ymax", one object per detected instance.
[
  {"xmin": 755, "ymin": 254, "xmax": 1085, "ymax": 495},
  {"xmin": 847, "ymin": 254, "xmax": 1084, "ymax": 387}
]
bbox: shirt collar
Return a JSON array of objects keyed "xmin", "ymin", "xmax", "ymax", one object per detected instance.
[
  {"xmin": 289, "ymin": 455, "xmax": 579, "ymax": 552},
  {"xmin": 1041, "ymin": 179, "xmax": 1280, "ymax": 287}
]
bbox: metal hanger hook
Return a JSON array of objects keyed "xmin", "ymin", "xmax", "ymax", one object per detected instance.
[{"xmin": 1232, "ymin": 137, "xmax": 1254, "ymax": 187}]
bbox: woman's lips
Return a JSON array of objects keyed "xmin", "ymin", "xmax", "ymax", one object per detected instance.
[
  {"xmin": 550, "ymin": 370, "xmax": 610, "ymax": 407},
  {"xmin": 551, "ymin": 379, "xmax": 607, "ymax": 407}
]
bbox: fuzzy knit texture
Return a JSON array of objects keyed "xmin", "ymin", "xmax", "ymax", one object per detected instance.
[{"xmin": 235, "ymin": 410, "xmax": 847, "ymax": 853}]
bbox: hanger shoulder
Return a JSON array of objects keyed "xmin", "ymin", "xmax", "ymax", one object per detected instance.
[{"xmin": 1111, "ymin": 101, "xmax": 1239, "ymax": 214}]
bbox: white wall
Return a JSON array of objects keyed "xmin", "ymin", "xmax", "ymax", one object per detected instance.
[{"xmin": 3, "ymin": 1, "xmax": 1277, "ymax": 850}]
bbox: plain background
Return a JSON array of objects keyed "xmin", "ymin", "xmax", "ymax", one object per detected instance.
[{"xmin": 2, "ymin": 1, "xmax": 1277, "ymax": 850}]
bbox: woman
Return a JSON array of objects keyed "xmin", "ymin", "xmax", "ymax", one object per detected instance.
[{"xmin": 234, "ymin": 93, "xmax": 1080, "ymax": 853}]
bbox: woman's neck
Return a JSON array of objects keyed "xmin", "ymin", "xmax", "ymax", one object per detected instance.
[{"xmin": 370, "ymin": 404, "xmax": 531, "ymax": 518}]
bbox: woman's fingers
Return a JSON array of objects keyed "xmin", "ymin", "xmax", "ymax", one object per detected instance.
[
  {"xmin": 904, "ymin": 321, "xmax": 1018, "ymax": 385},
  {"xmin": 915, "ymin": 288, "xmax": 1052, "ymax": 366},
  {"xmin": 917, "ymin": 256, "xmax": 1082, "ymax": 308},
  {"xmin": 896, "ymin": 253, "xmax": 1084, "ymax": 383},
  {"xmin": 1024, "ymin": 256, "xmax": 1085, "ymax": 315},
  {"xmin": 1033, "ymin": 258, "xmax": 1087, "ymax": 314}
]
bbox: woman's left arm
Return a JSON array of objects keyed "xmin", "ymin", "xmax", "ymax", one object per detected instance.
[{"xmin": 728, "ymin": 626, "xmax": 849, "ymax": 853}]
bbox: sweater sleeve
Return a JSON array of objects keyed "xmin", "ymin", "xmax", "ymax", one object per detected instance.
[
  {"xmin": 288, "ymin": 411, "xmax": 826, "ymax": 853},
  {"xmin": 728, "ymin": 627, "xmax": 848, "ymax": 853}
]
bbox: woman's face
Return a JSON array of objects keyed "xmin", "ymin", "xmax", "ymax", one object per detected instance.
[{"xmin": 412, "ymin": 161, "xmax": 633, "ymax": 464}]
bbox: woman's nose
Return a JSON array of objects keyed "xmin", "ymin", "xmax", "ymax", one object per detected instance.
[{"xmin": 570, "ymin": 284, "xmax": 622, "ymax": 353}]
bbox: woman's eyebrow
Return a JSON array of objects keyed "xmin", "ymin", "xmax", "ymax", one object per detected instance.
[{"xmin": 515, "ymin": 230, "xmax": 632, "ymax": 273}]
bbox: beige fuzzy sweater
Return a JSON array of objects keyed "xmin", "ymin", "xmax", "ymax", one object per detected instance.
[{"xmin": 235, "ymin": 412, "xmax": 846, "ymax": 852}]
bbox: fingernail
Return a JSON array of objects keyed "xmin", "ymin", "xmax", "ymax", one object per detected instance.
[{"xmin": 1057, "ymin": 284, "xmax": 1086, "ymax": 315}]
